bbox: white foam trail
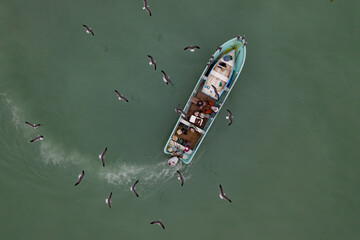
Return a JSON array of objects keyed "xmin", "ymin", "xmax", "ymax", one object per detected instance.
[
  {"xmin": 1, "ymin": 92, "xmax": 195, "ymax": 187},
  {"xmin": 0, "ymin": 93, "xmax": 90, "ymax": 166},
  {"xmin": 104, "ymin": 162, "xmax": 145, "ymax": 186},
  {"xmin": 102, "ymin": 160, "xmax": 185, "ymax": 187},
  {"xmin": 39, "ymin": 140, "xmax": 89, "ymax": 166},
  {"xmin": 1, "ymin": 93, "xmax": 23, "ymax": 131}
]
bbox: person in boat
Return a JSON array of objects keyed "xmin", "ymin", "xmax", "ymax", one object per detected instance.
[
  {"xmin": 197, "ymin": 100, "xmax": 206, "ymax": 110},
  {"xmin": 203, "ymin": 101, "xmax": 215, "ymax": 114},
  {"xmin": 181, "ymin": 127, "xmax": 188, "ymax": 135},
  {"xmin": 200, "ymin": 102, "xmax": 218, "ymax": 116},
  {"xmin": 194, "ymin": 111, "xmax": 207, "ymax": 119},
  {"xmin": 211, "ymin": 106, "xmax": 219, "ymax": 113}
]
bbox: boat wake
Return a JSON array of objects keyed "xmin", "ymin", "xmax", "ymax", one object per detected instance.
[
  {"xmin": 101, "ymin": 160, "xmax": 187, "ymax": 188},
  {"xmin": 1, "ymin": 93, "xmax": 193, "ymax": 191},
  {"xmin": 39, "ymin": 141, "xmax": 90, "ymax": 166},
  {"xmin": 0, "ymin": 93, "xmax": 23, "ymax": 132},
  {"xmin": 99, "ymin": 159, "xmax": 192, "ymax": 197}
]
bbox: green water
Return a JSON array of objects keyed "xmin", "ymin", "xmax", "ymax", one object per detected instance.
[{"xmin": 1, "ymin": 0, "xmax": 360, "ymax": 239}]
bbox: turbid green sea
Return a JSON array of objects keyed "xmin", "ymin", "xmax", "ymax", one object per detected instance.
[{"xmin": 1, "ymin": 0, "xmax": 360, "ymax": 239}]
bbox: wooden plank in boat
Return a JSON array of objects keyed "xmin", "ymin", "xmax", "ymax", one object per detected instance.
[
  {"xmin": 180, "ymin": 119, "xmax": 205, "ymax": 134},
  {"xmin": 210, "ymin": 70, "xmax": 229, "ymax": 82}
]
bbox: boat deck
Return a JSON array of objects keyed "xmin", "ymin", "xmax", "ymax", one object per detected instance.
[
  {"xmin": 172, "ymin": 123, "xmax": 201, "ymax": 149},
  {"xmin": 169, "ymin": 81, "xmax": 218, "ymax": 153},
  {"xmin": 187, "ymin": 81, "xmax": 217, "ymax": 128}
]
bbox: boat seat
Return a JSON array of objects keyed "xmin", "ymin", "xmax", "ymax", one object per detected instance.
[
  {"xmin": 168, "ymin": 141, "xmax": 193, "ymax": 159},
  {"xmin": 210, "ymin": 70, "xmax": 229, "ymax": 83},
  {"xmin": 180, "ymin": 118, "xmax": 205, "ymax": 134},
  {"xmin": 192, "ymin": 125, "xmax": 205, "ymax": 135},
  {"xmin": 189, "ymin": 115, "xmax": 203, "ymax": 126},
  {"xmin": 170, "ymin": 140, "xmax": 185, "ymax": 151}
]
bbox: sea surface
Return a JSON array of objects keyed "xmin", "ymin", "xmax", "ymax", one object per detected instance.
[{"xmin": 1, "ymin": 0, "xmax": 360, "ymax": 239}]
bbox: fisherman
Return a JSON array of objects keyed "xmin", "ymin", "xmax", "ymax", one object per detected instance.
[{"xmin": 203, "ymin": 102, "xmax": 219, "ymax": 115}]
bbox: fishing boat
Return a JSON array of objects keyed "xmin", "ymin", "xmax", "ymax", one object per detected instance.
[{"xmin": 164, "ymin": 37, "xmax": 246, "ymax": 165}]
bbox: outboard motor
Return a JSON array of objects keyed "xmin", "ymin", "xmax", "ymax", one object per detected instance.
[{"xmin": 167, "ymin": 156, "xmax": 179, "ymax": 167}]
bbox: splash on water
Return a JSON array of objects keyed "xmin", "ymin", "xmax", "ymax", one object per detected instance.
[
  {"xmin": 1, "ymin": 93, "xmax": 89, "ymax": 166},
  {"xmin": 102, "ymin": 159, "xmax": 189, "ymax": 189},
  {"xmin": 1, "ymin": 93, "xmax": 23, "ymax": 131},
  {"xmin": 39, "ymin": 140, "xmax": 90, "ymax": 166},
  {"xmin": 1, "ymin": 92, "xmax": 194, "ymax": 188}
]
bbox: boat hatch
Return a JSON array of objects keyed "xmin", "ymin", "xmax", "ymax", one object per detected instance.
[{"xmin": 202, "ymin": 50, "xmax": 235, "ymax": 100}]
